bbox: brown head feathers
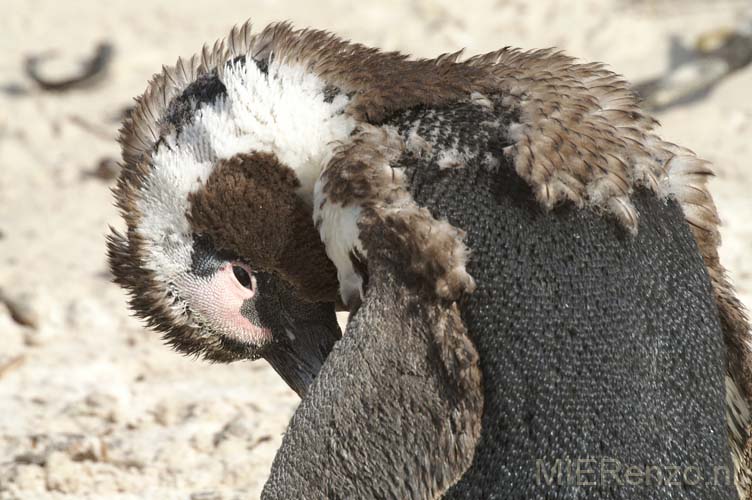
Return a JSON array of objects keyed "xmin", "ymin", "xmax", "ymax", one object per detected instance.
[{"xmin": 188, "ymin": 153, "xmax": 339, "ymax": 303}]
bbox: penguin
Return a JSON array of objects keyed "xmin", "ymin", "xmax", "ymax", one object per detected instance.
[{"xmin": 107, "ymin": 21, "xmax": 751, "ymax": 499}]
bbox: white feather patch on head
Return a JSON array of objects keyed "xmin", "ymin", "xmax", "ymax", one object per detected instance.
[
  {"xmin": 135, "ymin": 58, "xmax": 356, "ymax": 313},
  {"xmin": 221, "ymin": 59, "xmax": 356, "ymax": 204}
]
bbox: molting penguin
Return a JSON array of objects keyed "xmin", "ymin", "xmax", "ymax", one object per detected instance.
[{"xmin": 107, "ymin": 21, "xmax": 752, "ymax": 499}]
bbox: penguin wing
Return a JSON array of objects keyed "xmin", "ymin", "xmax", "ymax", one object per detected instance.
[{"xmin": 262, "ymin": 252, "xmax": 482, "ymax": 499}]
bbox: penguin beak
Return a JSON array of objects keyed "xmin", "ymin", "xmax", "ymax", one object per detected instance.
[
  {"xmin": 262, "ymin": 316, "xmax": 341, "ymax": 397},
  {"xmin": 249, "ymin": 273, "xmax": 342, "ymax": 397}
]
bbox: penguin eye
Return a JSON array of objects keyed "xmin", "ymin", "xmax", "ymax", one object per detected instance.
[{"xmin": 232, "ymin": 265, "xmax": 253, "ymax": 290}]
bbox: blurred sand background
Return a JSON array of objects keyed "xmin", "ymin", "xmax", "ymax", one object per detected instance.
[{"xmin": 1, "ymin": 0, "xmax": 751, "ymax": 498}]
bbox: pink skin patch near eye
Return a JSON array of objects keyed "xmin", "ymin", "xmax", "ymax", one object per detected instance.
[{"xmin": 184, "ymin": 262, "xmax": 273, "ymax": 345}]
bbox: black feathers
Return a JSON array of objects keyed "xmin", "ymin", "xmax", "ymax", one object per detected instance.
[{"xmin": 162, "ymin": 70, "xmax": 227, "ymax": 132}]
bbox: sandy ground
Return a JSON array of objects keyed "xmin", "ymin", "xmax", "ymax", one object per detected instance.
[{"xmin": 0, "ymin": 0, "xmax": 750, "ymax": 498}]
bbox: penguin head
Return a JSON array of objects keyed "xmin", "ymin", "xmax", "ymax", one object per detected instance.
[{"xmin": 106, "ymin": 22, "xmax": 356, "ymax": 396}]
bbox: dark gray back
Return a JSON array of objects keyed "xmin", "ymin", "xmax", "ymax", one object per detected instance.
[{"xmin": 394, "ymin": 101, "xmax": 736, "ymax": 499}]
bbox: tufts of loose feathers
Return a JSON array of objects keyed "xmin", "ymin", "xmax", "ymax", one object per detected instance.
[{"xmin": 317, "ymin": 124, "xmax": 476, "ymax": 304}]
